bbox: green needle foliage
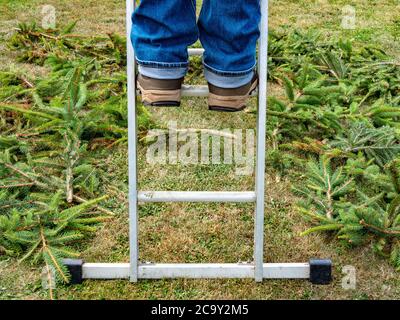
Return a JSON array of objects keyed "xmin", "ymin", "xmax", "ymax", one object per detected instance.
[
  {"xmin": 0, "ymin": 22, "xmax": 154, "ymax": 295},
  {"xmin": 0, "ymin": 191, "xmax": 108, "ymax": 299},
  {"xmin": 266, "ymin": 29, "xmax": 400, "ymax": 270},
  {"xmin": 329, "ymin": 122, "xmax": 400, "ymax": 168},
  {"xmin": 1, "ymin": 192, "xmax": 107, "ymax": 274},
  {"xmin": 293, "ymin": 156, "xmax": 354, "ymax": 221},
  {"xmin": 294, "ymin": 156, "xmax": 400, "ymax": 270}
]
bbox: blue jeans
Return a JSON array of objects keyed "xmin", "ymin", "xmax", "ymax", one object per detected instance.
[{"xmin": 131, "ymin": 0, "xmax": 261, "ymax": 88}]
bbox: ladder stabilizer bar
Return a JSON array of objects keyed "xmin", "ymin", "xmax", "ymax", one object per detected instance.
[
  {"xmin": 64, "ymin": 259, "xmax": 332, "ymax": 284},
  {"xmin": 81, "ymin": 262, "xmax": 311, "ymax": 280}
]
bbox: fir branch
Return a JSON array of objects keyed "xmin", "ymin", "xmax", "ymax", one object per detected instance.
[
  {"xmin": 2, "ymin": 163, "xmax": 48, "ymax": 189},
  {"xmin": 300, "ymin": 223, "xmax": 343, "ymax": 236},
  {"xmin": 40, "ymin": 226, "xmax": 69, "ymax": 283},
  {"xmin": 0, "ymin": 104, "xmax": 60, "ymax": 121},
  {"xmin": 73, "ymin": 195, "xmax": 115, "ymax": 216},
  {"xmin": 0, "ymin": 183, "xmax": 35, "ymax": 189},
  {"xmin": 43, "ymin": 260, "xmax": 55, "ymax": 300},
  {"xmin": 359, "ymin": 220, "xmax": 400, "ymax": 236}
]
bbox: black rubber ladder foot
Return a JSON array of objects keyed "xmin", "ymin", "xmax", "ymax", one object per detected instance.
[
  {"xmin": 309, "ymin": 259, "xmax": 332, "ymax": 285},
  {"xmin": 63, "ymin": 259, "xmax": 84, "ymax": 285}
]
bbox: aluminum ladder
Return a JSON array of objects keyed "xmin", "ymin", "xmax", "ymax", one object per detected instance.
[{"xmin": 64, "ymin": 0, "xmax": 332, "ymax": 285}]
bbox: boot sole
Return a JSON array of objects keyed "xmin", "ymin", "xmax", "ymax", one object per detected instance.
[
  {"xmin": 208, "ymin": 105, "xmax": 247, "ymax": 112},
  {"xmin": 143, "ymin": 101, "xmax": 181, "ymax": 107}
]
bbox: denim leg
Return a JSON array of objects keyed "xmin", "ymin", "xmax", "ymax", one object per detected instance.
[
  {"xmin": 131, "ymin": 0, "xmax": 198, "ymax": 79},
  {"xmin": 198, "ymin": 0, "xmax": 261, "ymax": 88}
]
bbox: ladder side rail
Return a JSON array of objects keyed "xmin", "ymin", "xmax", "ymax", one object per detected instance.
[
  {"xmin": 254, "ymin": 0, "xmax": 268, "ymax": 282},
  {"xmin": 126, "ymin": 0, "xmax": 139, "ymax": 282}
]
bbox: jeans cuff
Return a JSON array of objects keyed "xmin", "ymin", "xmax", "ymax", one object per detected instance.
[
  {"xmin": 204, "ymin": 68, "xmax": 255, "ymax": 88},
  {"xmin": 203, "ymin": 61, "xmax": 256, "ymax": 77},
  {"xmin": 138, "ymin": 65, "xmax": 188, "ymax": 80},
  {"xmin": 136, "ymin": 58, "xmax": 188, "ymax": 69}
]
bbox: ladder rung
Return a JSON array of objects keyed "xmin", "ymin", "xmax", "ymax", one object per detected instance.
[
  {"xmin": 182, "ymin": 84, "xmax": 258, "ymax": 97},
  {"xmin": 136, "ymin": 85, "xmax": 258, "ymax": 98},
  {"xmin": 188, "ymin": 48, "xmax": 204, "ymax": 56},
  {"xmin": 182, "ymin": 84, "xmax": 209, "ymax": 97},
  {"xmin": 138, "ymin": 191, "xmax": 256, "ymax": 203},
  {"xmin": 181, "ymin": 85, "xmax": 259, "ymax": 97}
]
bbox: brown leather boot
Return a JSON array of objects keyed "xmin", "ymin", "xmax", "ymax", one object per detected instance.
[
  {"xmin": 137, "ymin": 74, "xmax": 184, "ymax": 107},
  {"xmin": 208, "ymin": 73, "xmax": 258, "ymax": 112}
]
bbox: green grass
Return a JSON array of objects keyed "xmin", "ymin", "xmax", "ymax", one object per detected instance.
[{"xmin": 1, "ymin": 0, "xmax": 400, "ymax": 300}]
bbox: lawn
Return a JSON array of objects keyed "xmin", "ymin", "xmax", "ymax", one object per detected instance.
[{"xmin": 1, "ymin": 0, "xmax": 400, "ymax": 300}]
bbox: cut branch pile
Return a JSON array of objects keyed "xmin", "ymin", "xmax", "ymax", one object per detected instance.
[
  {"xmin": 265, "ymin": 30, "xmax": 400, "ymax": 270},
  {"xmin": 0, "ymin": 22, "xmax": 153, "ymax": 295}
]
